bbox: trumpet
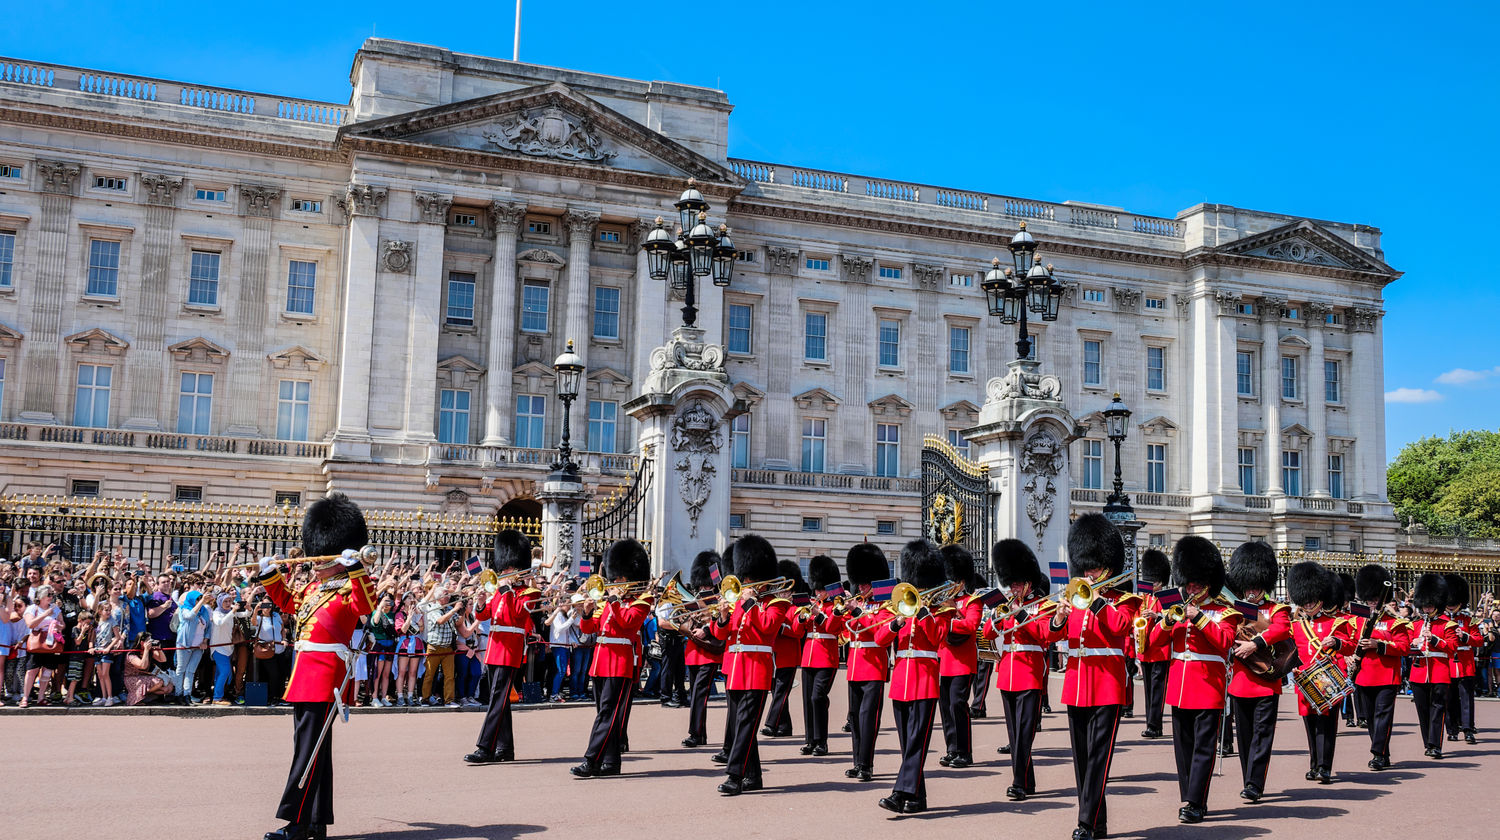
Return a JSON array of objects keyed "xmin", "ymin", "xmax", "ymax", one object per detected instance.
[{"xmin": 231, "ymin": 545, "xmax": 379, "ymax": 571}]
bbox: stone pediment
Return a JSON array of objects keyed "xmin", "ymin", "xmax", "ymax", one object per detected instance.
[
  {"xmin": 793, "ymin": 387, "xmax": 840, "ymax": 412},
  {"xmin": 168, "ymin": 336, "xmax": 229, "ymax": 365},
  {"xmin": 1217, "ymin": 220, "xmax": 1394, "ymax": 276},
  {"xmin": 339, "ymin": 82, "xmax": 739, "ymax": 185},
  {"xmin": 437, "ymin": 354, "xmax": 485, "ymax": 389},
  {"xmin": 0, "ymin": 323, "xmax": 23, "ymax": 347},
  {"xmin": 512, "ymin": 360, "xmax": 556, "ymax": 379},
  {"xmin": 65, "ymin": 328, "xmax": 129, "ymax": 355},
  {"xmin": 1138, "ymin": 415, "xmax": 1180, "ymax": 436},
  {"xmin": 267, "ymin": 345, "xmax": 326, "ymax": 372},
  {"xmin": 940, "ymin": 399, "xmax": 980, "ymax": 422},
  {"xmin": 731, "ymin": 381, "xmax": 766, "ymax": 407},
  {"xmin": 517, "ymin": 247, "xmax": 565, "ymax": 266},
  {"xmin": 587, "ymin": 366, "xmax": 631, "ymax": 386},
  {"xmin": 868, "ymin": 393, "xmax": 915, "ymax": 418}
]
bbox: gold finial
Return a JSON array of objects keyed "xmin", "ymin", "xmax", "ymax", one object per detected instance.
[
  {"xmin": 1018, "ymin": 221, "xmax": 1027, "ymax": 230},
  {"xmin": 655, "ymin": 215, "xmax": 664, "ymax": 225},
  {"xmin": 1113, "ymin": 392, "xmax": 1121, "ymax": 400},
  {"xmin": 992, "ymin": 257, "xmax": 1001, "ymax": 266},
  {"xmin": 686, "ymin": 177, "xmax": 696, "ymax": 186},
  {"xmin": 697, "ymin": 210, "xmax": 707, "ymax": 222}
]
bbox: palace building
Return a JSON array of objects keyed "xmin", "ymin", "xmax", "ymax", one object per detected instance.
[{"xmin": 0, "ymin": 39, "xmax": 1399, "ymax": 561}]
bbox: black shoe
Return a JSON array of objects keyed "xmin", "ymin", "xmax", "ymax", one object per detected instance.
[
  {"xmin": 812, "ymin": 744, "xmax": 828, "ymax": 757},
  {"xmin": 858, "ymin": 767, "xmax": 873, "ymax": 782},
  {"xmin": 620, "ymin": 740, "xmax": 629, "ymax": 753},
  {"xmin": 1344, "ymin": 718, "xmax": 1355, "ymax": 728},
  {"xmin": 264, "ymin": 824, "xmax": 314, "ymax": 840},
  {"xmin": 1240, "ymin": 786, "xmax": 1261, "ymax": 802},
  {"xmin": 710, "ymin": 751, "xmax": 728, "ymax": 764},
  {"xmin": 1305, "ymin": 769, "xmax": 1320, "ymax": 781},
  {"xmin": 1448, "ymin": 732, "xmax": 1460, "ymax": 742},
  {"xmin": 761, "ymin": 726, "xmax": 776, "ymax": 738},
  {"xmin": 595, "ymin": 765, "xmax": 621, "ymax": 777},
  {"xmin": 718, "ymin": 778, "xmax": 743, "ymax": 796},
  {"xmin": 1041, "ymin": 705, "xmax": 1054, "ymax": 714},
  {"xmin": 740, "ymin": 777, "xmax": 763, "ymax": 792},
  {"xmin": 842, "ymin": 721, "xmax": 852, "ymax": 733},
  {"xmin": 1071, "ymin": 829, "xmax": 1094, "ymax": 840},
  {"xmin": 939, "ymin": 753, "xmax": 955, "ymax": 767},
  {"xmin": 661, "ymin": 700, "xmax": 682, "ymax": 708},
  {"xmin": 950, "ymin": 756, "xmax": 972, "ymax": 768},
  {"xmin": 463, "ymin": 749, "xmax": 511, "ymax": 764},
  {"xmin": 1432, "ymin": 751, "xmax": 1444, "ymax": 760},
  {"xmin": 1141, "ymin": 728, "xmax": 1162, "ymax": 739},
  {"xmin": 1317, "ymin": 768, "xmax": 1332, "ymax": 785},
  {"xmin": 570, "ymin": 763, "xmax": 599, "ymax": 778},
  {"xmin": 1466, "ymin": 732, "xmax": 1478, "ymax": 745},
  {"xmin": 1006, "ymin": 785, "xmax": 1027, "ymax": 801},
  {"xmin": 777, "ymin": 728, "xmax": 793, "ymax": 737},
  {"xmin": 1368, "ymin": 756, "xmax": 1389, "ymax": 771},
  {"xmin": 1122, "ymin": 709, "xmax": 1135, "ymax": 718},
  {"xmin": 1095, "ymin": 829, "xmax": 1108, "ymax": 840},
  {"xmin": 972, "ymin": 710, "xmax": 987, "ymax": 719},
  {"xmin": 1356, "ymin": 718, "xmax": 1370, "ymax": 728},
  {"xmin": 801, "ymin": 744, "xmax": 815, "ymax": 755},
  {"xmin": 1423, "ymin": 747, "xmax": 1438, "ymax": 758},
  {"xmin": 681, "ymin": 737, "xmax": 703, "ymax": 748},
  {"xmin": 845, "ymin": 766, "xmax": 862, "ymax": 779},
  {"xmin": 901, "ymin": 798, "xmax": 926, "ymax": 814},
  {"xmin": 997, "ymin": 744, "xmax": 1012, "ymax": 754},
  {"xmin": 878, "ymin": 793, "xmax": 907, "ymax": 814},
  {"xmin": 1178, "ymin": 804, "xmax": 1205, "ymax": 824},
  {"xmin": 1219, "ymin": 745, "xmax": 1236, "ymax": 757}
]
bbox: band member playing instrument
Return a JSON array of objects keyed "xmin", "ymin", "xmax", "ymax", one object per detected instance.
[
  {"xmin": 1224, "ymin": 541, "xmax": 1292, "ymax": 801},
  {"xmin": 843, "ymin": 542, "xmax": 893, "ymax": 782},
  {"xmin": 1349, "ymin": 564, "xmax": 1410, "ymax": 770},
  {"xmin": 466, "ymin": 529, "xmax": 537, "ymax": 765},
  {"xmin": 712, "ymin": 535, "xmax": 792, "ymax": 795},
  {"xmin": 1161, "ymin": 537, "xmax": 1241, "ymax": 824},
  {"xmin": 762, "ymin": 559, "xmax": 807, "ymax": 738},
  {"xmin": 970, "ymin": 572, "xmax": 995, "ymax": 720},
  {"xmin": 1443, "ymin": 574, "xmax": 1479, "ymax": 745},
  {"xmin": 1136, "ymin": 549, "xmax": 1172, "ymax": 740},
  {"xmin": 571, "ymin": 539, "xmax": 654, "ymax": 778},
  {"xmin": 794, "ymin": 554, "xmax": 846, "ymax": 756},
  {"xmin": 937, "ymin": 544, "xmax": 982, "ymax": 769},
  {"xmin": 1409, "ymin": 573, "xmax": 1458, "ymax": 759},
  {"xmin": 1286, "ymin": 562, "xmax": 1353, "ymax": 784},
  {"xmin": 986, "ymin": 538, "xmax": 1062, "ymax": 802},
  {"xmin": 1050, "ymin": 514, "xmax": 1142, "ymax": 840},
  {"xmin": 258, "ymin": 493, "xmax": 377, "ymax": 840},
  {"xmin": 877, "ymin": 540, "xmax": 947, "ymax": 815},
  {"xmin": 1334, "ymin": 573, "xmax": 1359, "ymax": 728},
  {"xmin": 681, "ymin": 550, "xmax": 726, "ymax": 749}
]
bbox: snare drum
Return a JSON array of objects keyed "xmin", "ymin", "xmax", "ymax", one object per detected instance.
[{"xmin": 1293, "ymin": 656, "xmax": 1353, "ymax": 714}]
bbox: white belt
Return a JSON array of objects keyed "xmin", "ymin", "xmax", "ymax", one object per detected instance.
[
  {"xmin": 850, "ymin": 642, "xmax": 884, "ymax": 649},
  {"xmin": 596, "ymin": 636, "xmax": 633, "ymax": 646},
  {"xmin": 896, "ymin": 650, "xmax": 940, "ymax": 660},
  {"xmin": 1004, "ymin": 644, "xmax": 1045, "ymax": 654},
  {"xmin": 489, "ymin": 625, "xmax": 526, "ymax": 635},
  {"xmin": 806, "ymin": 632, "xmax": 837, "ymax": 641},
  {"xmin": 729, "ymin": 644, "xmax": 773, "ymax": 654},
  {"xmin": 1068, "ymin": 647, "xmax": 1125, "ymax": 658},
  {"xmin": 1457, "ymin": 646, "xmax": 1472, "ymax": 652},
  {"xmin": 1172, "ymin": 650, "xmax": 1226, "ymax": 665},
  {"xmin": 295, "ymin": 641, "xmax": 353, "ymax": 661},
  {"xmin": 1419, "ymin": 651, "xmax": 1447, "ymax": 659}
]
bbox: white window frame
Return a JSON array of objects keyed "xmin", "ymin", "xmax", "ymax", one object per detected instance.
[
  {"xmin": 290, "ymin": 198, "xmax": 322, "ymax": 214},
  {"xmin": 804, "ymin": 311, "xmax": 829, "ymax": 362},
  {"xmin": 86, "ymin": 238, "xmax": 122, "ymax": 298},
  {"xmin": 731, "ymin": 413, "xmax": 751, "ymax": 469},
  {"xmin": 1144, "ymin": 296, "xmax": 1166, "ymax": 311},
  {"xmin": 1082, "ymin": 339, "xmax": 1102, "ymax": 386},
  {"xmin": 1328, "ymin": 454, "xmax": 1345, "ymax": 499},
  {"xmin": 1238, "ymin": 447, "xmax": 1256, "ymax": 495},
  {"xmin": 1281, "ymin": 356, "xmax": 1299, "ymax": 401},
  {"xmin": 875, "ymin": 422, "xmax": 900, "ymax": 477},
  {"xmin": 1236, "ymin": 351, "xmax": 1256, "ymax": 397},
  {"xmin": 588, "ymin": 399, "xmax": 618, "ymax": 454},
  {"xmin": 285, "ymin": 259, "xmax": 317, "ymax": 316},
  {"xmin": 592, "ymin": 286, "xmax": 621, "ymax": 340},
  {"xmin": 1146, "ymin": 443, "xmax": 1167, "ymax": 493},
  {"xmin": 1082, "ymin": 288, "xmax": 1106, "ymax": 304},
  {"xmin": 877, "ymin": 318, "xmax": 901, "ymax": 368},
  {"xmin": 1081, "ymin": 439, "xmax": 1103, "ymax": 490},
  {"xmin": 514, "ymin": 394, "xmax": 547, "ymax": 449},
  {"xmin": 438, "ymin": 388, "xmax": 471, "ymax": 445},
  {"xmin": 946, "ymin": 429, "xmax": 970, "ymax": 460},
  {"xmin": 949, "ymin": 273, "xmax": 973, "ymax": 287},
  {"xmin": 1282, "ymin": 450, "xmax": 1302, "ymax": 497},
  {"xmin": 445, "ymin": 271, "xmax": 476, "ymax": 327},
  {"xmin": 521, "ymin": 282, "xmax": 550, "ymax": 334},
  {"xmin": 805, "ymin": 257, "xmax": 831, "ymax": 271},
  {"xmin": 1146, "ymin": 345, "xmax": 1167, "ymax": 391},
  {"xmin": 727, "ymin": 303, "xmax": 753, "ymax": 355},
  {"xmin": 193, "ymin": 187, "xmax": 227, "ymax": 203},
  {"xmin": 801, "ymin": 417, "xmax": 827, "ymax": 473},
  {"xmin": 188, "ymin": 249, "xmax": 221, "ymax": 307},
  {"xmin": 74, "ymin": 363, "xmax": 113, "ymax": 428},
  {"xmin": 878, "ymin": 265, "xmax": 902, "ymax": 280},
  {"xmin": 276, "ymin": 380, "xmax": 311, "ymax": 441},
  {"xmin": 1324, "ymin": 360, "xmax": 1341, "ymax": 404},
  {"xmin": 0, "ymin": 229, "xmax": 15, "ymax": 289},
  {"xmin": 175, "ymin": 371, "xmax": 213, "ymax": 435},
  {"xmin": 948, "ymin": 325, "xmax": 971, "ymax": 374}
]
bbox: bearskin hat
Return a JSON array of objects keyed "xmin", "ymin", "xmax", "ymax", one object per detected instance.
[
  {"xmin": 778, "ymin": 559, "xmax": 810, "ymax": 596},
  {"xmin": 899, "ymin": 539, "xmax": 947, "ymax": 590},
  {"xmin": 1228, "ymin": 541, "xmax": 1278, "ymax": 597},
  {"xmin": 690, "ymin": 550, "xmax": 724, "ymax": 593},
  {"xmin": 602, "ymin": 538, "xmax": 651, "ymax": 583},
  {"xmin": 1355, "ymin": 564, "xmax": 1393, "ymax": 603},
  {"xmin": 1335, "ymin": 573, "xmax": 1355, "ymax": 608},
  {"xmin": 1412, "ymin": 573, "xmax": 1450, "ymax": 612},
  {"xmin": 992, "ymin": 538, "xmax": 1048, "ymax": 593},
  {"xmin": 807, "ymin": 554, "xmax": 841, "ymax": 591},
  {"xmin": 1067, "ymin": 513, "xmax": 1124, "ymax": 578},
  {"xmin": 846, "ymin": 542, "xmax": 890, "ymax": 587},
  {"xmin": 1171, "ymin": 536, "xmax": 1225, "ymax": 593},
  {"xmin": 732, "ymin": 534, "xmax": 777, "ymax": 583},
  {"xmin": 1443, "ymin": 573, "xmax": 1470, "ymax": 608},
  {"xmin": 1139, "ymin": 548, "xmax": 1171, "ymax": 587},
  {"xmin": 491, "ymin": 529, "xmax": 532, "ymax": 574},
  {"xmin": 301, "ymin": 492, "xmax": 368, "ymax": 560},
  {"xmin": 1286, "ymin": 561, "xmax": 1330, "ymax": 608},
  {"xmin": 940, "ymin": 544, "xmax": 976, "ymax": 593}
]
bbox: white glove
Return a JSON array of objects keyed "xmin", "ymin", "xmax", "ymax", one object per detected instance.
[
  {"xmin": 258, "ymin": 555, "xmax": 276, "ymax": 576},
  {"xmin": 338, "ymin": 549, "xmax": 361, "ymax": 567}
]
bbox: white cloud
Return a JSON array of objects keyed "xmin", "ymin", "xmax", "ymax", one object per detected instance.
[
  {"xmin": 1385, "ymin": 387, "xmax": 1444, "ymax": 404},
  {"xmin": 1435, "ymin": 366, "xmax": 1500, "ymax": 386}
]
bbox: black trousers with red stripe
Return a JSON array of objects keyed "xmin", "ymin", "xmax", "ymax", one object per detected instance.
[
  {"xmin": 1067, "ymin": 704, "xmax": 1121, "ymax": 833},
  {"xmin": 725, "ymin": 688, "xmax": 768, "ymax": 781},
  {"xmin": 1301, "ymin": 712, "xmax": 1339, "ymax": 771},
  {"xmin": 475, "ymin": 664, "xmax": 518, "ymax": 755},
  {"xmin": 276, "ymin": 701, "xmax": 335, "ymax": 826},
  {"xmin": 848, "ymin": 679, "xmax": 884, "ymax": 769},
  {"xmin": 1446, "ymin": 675, "xmax": 1476, "ymax": 735},
  {"xmin": 1357, "ymin": 684, "xmax": 1398, "ymax": 759},
  {"xmin": 686, "ymin": 663, "xmax": 717, "ymax": 742},
  {"xmin": 938, "ymin": 674, "xmax": 974, "ymax": 760},
  {"xmin": 892, "ymin": 697, "xmax": 937, "ymax": 804},
  {"xmin": 1231, "ymin": 693, "xmax": 1278, "ymax": 793},
  {"xmin": 1001, "ymin": 688, "xmax": 1041, "ymax": 791},
  {"xmin": 583, "ymin": 675, "xmax": 632, "ymax": 770},
  {"xmin": 1411, "ymin": 682, "xmax": 1447, "ymax": 750},
  {"xmin": 763, "ymin": 666, "xmax": 796, "ymax": 734},
  {"xmin": 1142, "ymin": 660, "xmax": 1170, "ymax": 731},
  {"xmin": 801, "ymin": 667, "xmax": 836, "ymax": 748},
  {"xmin": 971, "ymin": 660, "xmax": 994, "ymax": 714},
  {"xmin": 1171, "ymin": 706, "xmax": 1222, "ymax": 808}
]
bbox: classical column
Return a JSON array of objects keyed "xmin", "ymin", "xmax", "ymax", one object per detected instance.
[
  {"xmin": 761, "ymin": 246, "xmax": 800, "ymax": 469},
  {"xmin": 332, "ymin": 183, "xmax": 386, "ymax": 449},
  {"xmin": 402, "ymin": 193, "xmax": 450, "ymax": 443},
  {"xmin": 20, "ymin": 161, "xmax": 80, "ymax": 422},
  {"xmin": 226, "ymin": 184, "xmax": 280, "ymax": 436},
  {"xmin": 1304, "ymin": 302, "xmax": 1331, "ymax": 496},
  {"xmin": 840, "ymin": 255, "xmax": 873, "ymax": 472},
  {"xmin": 481, "ymin": 202, "xmax": 526, "ymax": 446},
  {"xmin": 1349, "ymin": 308, "xmax": 1383, "ymax": 500},
  {"xmin": 1191, "ymin": 289, "xmax": 1239, "ymax": 496},
  {"xmin": 912, "ymin": 264, "xmax": 943, "ymax": 453},
  {"xmin": 563, "ymin": 209, "xmax": 599, "ymax": 449},
  {"xmin": 1259, "ymin": 297, "xmax": 1286, "ymax": 495},
  {"xmin": 120, "ymin": 173, "xmax": 183, "ymax": 430},
  {"xmin": 629, "ymin": 219, "xmax": 664, "ymax": 387}
]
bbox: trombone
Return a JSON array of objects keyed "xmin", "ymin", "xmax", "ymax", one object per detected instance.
[
  {"xmin": 579, "ymin": 573, "xmax": 658, "ymax": 603},
  {"xmin": 881, "ymin": 580, "xmax": 965, "ymax": 619},
  {"xmin": 1008, "ymin": 569, "xmax": 1136, "ymax": 632},
  {"xmin": 477, "ymin": 566, "xmax": 540, "ymax": 597},
  {"xmin": 719, "ymin": 574, "xmax": 796, "ymax": 605}
]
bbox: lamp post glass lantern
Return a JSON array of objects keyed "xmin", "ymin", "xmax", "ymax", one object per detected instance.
[
  {"xmin": 984, "ymin": 222, "xmax": 1061, "ymax": 361},
  {"xmin": 644, "ymin": 178, "xmax": 737, "ymax": 328},
  {"xmin": 1103, "ymin": 392, "xmax": 1134, "ymax": 518},
  {"xmin": 551, "ymin": 340, "xmax": 585, "ymax": 478}
]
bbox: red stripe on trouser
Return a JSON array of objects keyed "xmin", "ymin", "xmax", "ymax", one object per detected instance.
[
  {"xmin": 914, "ymin": 701, "xmax": 936, "ymax": 798},
  {"xmin": 293, "ymin": 705, "xmax": 327, "ymax": 824},
  {"xmin": 486, "ymin": 669, "xmax": 515, "ymax": 753},
  {"xmin": 736, "ymin": 692, "xmax": 768, "ymax": 779},
  {"xmin": 587, "ymin": 679, "xmax": 631, "ymax": 765},
  {"xmin": 1090, "ymin": 707, "xmax": 1121, "ymax": 829}
]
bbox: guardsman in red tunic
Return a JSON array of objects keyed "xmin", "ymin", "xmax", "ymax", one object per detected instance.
[
  {"xmin": 1222, "ymin": 541, "xmax": 1293, "ymax": 802},
  {"xmin": 259, "ymin": 493, "xmax": 376, "ymax": 840},
  {"xmin": 1349, "ymin": 564, "xmax": 1410, "ymax": 770},
  {"xmin": 1286, "ymin": 562, "xmax": 1355, "ymax": 784},
  {"xmin": 985, "ymin": 538, "xmax": 1063, "ymax": 802},
  {"xmin": 680, "ymin": 550, "xmax": 726, "ymax": 749},
  {"xmin": 935, "ymin": 545, "xmax": 982, "ymax": 769},
  {"xmin": 1442, "ymin": 574, "xmax": 1479, "ymax": 744},
  {"xmin": 710, "ymin": 535, "xmax": 792, "ymax": 795},
  {"xmin": 761, "ymin": 559, "xmax": 807, "ymax": 738},
  {"xmin": 1160, "ymin": 537, "xmax": 1241, "ymax": 824},
  {"xmin": 794, "ymin": 554, "xmax": 845, "ymax": 756},
  {"xmin": 1333, "ymin": 573, "xmax": 1359, "ymax": 728},
  {"xmin": 1049, "ymin": 514, "xmax": 1141, "ymax": 840},
  {"xmin": 571, "ymin": 539, "xmax": 653, "ymax": 778},
  {"xmin": 1136, "ymin": 548, "xmax": 1173, "ymax": 740},
  {"xmin": 842, "ymin": 542, "xmax": 894, "ymax": 782},
  {"xmin": 1409, "ymin": 572, "xmax": 1459, "ymax": 758},
  {"xmin": 466, "ymin": 529, "xmax": 538, "ymax": 764},
  {"xmin": 877, "ymin": 540, "xmax": 947, "ymax": 815}
]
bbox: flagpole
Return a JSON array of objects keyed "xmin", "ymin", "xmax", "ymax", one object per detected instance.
[{"xmin": 513, "ymin": 0, "xmax": 522, "ymax": 61}]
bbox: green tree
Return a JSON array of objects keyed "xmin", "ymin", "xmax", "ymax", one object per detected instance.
[{"xmin": 1387, "ymin": 430, "xmax": 1500, "ymax": 537}]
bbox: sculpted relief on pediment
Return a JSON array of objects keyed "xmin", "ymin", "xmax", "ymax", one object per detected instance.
[{"xmin": 481, "ymin": 105, "xmax": 616, "ymax": 163}]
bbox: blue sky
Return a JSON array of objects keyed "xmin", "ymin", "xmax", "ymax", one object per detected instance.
[{"xmin": 6, "ymin": 1, "xmax": 1495, "ymax": 462}]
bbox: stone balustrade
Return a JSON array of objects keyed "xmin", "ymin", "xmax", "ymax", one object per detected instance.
[{"xmin": 732, "ymin": 468, "xmax": 919, "ymax": 494}]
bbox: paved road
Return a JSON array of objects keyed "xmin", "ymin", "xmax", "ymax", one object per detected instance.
[{"xmin": 7, "ymin": 680, "xmax": 1496, "ymax": 839}]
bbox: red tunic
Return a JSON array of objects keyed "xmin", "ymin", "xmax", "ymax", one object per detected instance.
[
  {"xmin": 682, "ymin": 617, "xmax": 723, "ymax": 666},
  {"xmin": 1409, "ymin": 615, "xmax": 1458, "ymax": 685},
  {"xmin": 580, "ymin": 598, "xmax": 650, "ymax": 679},
  {"xmin": 1164, "ymin": 601, "xmax": 1242, "ymax": 710},
  {"xmin": 1227, "ymin": 600, "xmax": 1293, "ymax": 698},
  {"xmin": 938, "ymin": 594, "xmax": 983, "ymax": 678},
  {"xmin": 889, "ymin": 613, "xmax": 944, "ymax": 702},
  {"xmin": 712, "ymin": 597, "xmax": 792, "ymax": 691},
  {"xmin": 984, "ymin": 605, "xmax": 1064, "ymax": 692},
  {"xmin": 1449, "ymin": 613, "xmax": 1479, "ymax": 679},
  {"xmin": 263, "ymin": 566, "xmax": 376, "ymax": 703},
  {"xmin": 772, "ymin": 616, "xmax": 804, "ymax": 670},
  {"xmin": 1289, "ymin": 613, "xmax": 1354, "ymax": 716},
  {"xmin": 476, "ymin": 586, "xmax": 538, "ymax": 668},
  {"xmin": 1349, "ymin": 614, "xmax": 1411, "ymax": 687},
  {"xmin": 1138, "ymin": 593, "xmax": 1172, "ymax": 665},
  {"xmin": 793, "ymin": 604, "xmax": 846, "ymax": 669},
  {"xmin": 1060, "ymin": 590, "xmax": 1141, "ymax": 707},
  {"xmin": 844, "ymin": 606, "xmax": 893, "ymax": 683}
]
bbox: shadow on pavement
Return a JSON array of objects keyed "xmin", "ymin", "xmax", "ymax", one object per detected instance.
[{"xmin": 352, "ymin": 821, "xmax": 546, "ymax": 840}]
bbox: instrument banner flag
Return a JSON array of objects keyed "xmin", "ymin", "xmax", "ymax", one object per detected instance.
[
  {"xmin": 1048, "ymin": 560, "xmax": 1069, "ymax": 587},
  {"xmin": 793, "ymin": 593, "xmax": 812, "ymax": 607},
  {"xmin": 1136, "ymin": 579, "xmax": 1156, "ymax": 595},
  {"xmin": 822, "ymin": 582, "xmax": 844, "ymax": 598},
  {"xmin": 1155, "ymin": 587, "xmax": 1184, "ymax": 608},
  {"xmin": 577, "ymin": 557, "xmax": 592, "ymax": 577},
  {"xmin": 976, "ymin": 588, "xmax": 1008, "ymax": 608},
  {"xmin": 709, "ymin": 565, "xmax": 722, "ymax": 585},
  {"xmin": 1347, "ymin": 602, "xmax": 1372, "ymax": 619},
  {"xmin": 870, "ymin": 578, "xmax": 898, "ymax": 600},
  {"xmin": 466, "ymin": 554, "xmax": 484, "ymax": 575},
  {"xmin": 1233, "ymin": 599, "xmax": 1260, "ymax": 620}
]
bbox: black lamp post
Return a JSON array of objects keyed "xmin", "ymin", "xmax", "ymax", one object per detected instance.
[
  {"xmin": 980, "ymin": 221, "xmax": 1064, "ymax": 361},
  {"xmin": 1102, "ymin": 392, "xmax": 1134, "ymax": 518},
  {"xmin": 550, "ymin": 340, "xmax": 584, "ymax": 480},
  {"xmin": 640, "ymin": 179, "xmax": 736, "ymax": 328}
]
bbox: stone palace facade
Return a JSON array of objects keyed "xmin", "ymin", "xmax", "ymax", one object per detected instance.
[{"xmin": 0, "ymin": 39, "xmax": 1400, "ymax": 558}]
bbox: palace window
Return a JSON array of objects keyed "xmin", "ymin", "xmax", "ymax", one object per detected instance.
[
  {"xmin": 731, "ymin": 413, "xmax": 750, "ymax": 469},
  {"xmin": 1238, "ymin": 447, "xmax": 1256, "ymax": 495},
  {"xmin": 1146, "ymin": 345, "xmax": 1166, "ymax": 391},
  {"xmin": 727, "ymin": 304, "xmax": 753, "ymax": 354},
  {"xmin": 729, "ymin": 513, "xmax": 747, "ymax": 529},
  {"xmin": 291, "ymin": 199, "xmax": 321, "ymax": 213},
  {"xmin": 1236, "ymin": 351, "xmax": 1255, "ymax": 396},
  {"xmin": 950, "ymin": 273, "xmax": 973, "ymax": 287},
  {"xmin": 1082, "ymin": 339, "xmax": 1102, "ymax": 386},
  {"xmin": 514, "ymin": 394, "xmax": 547, "ymax": 449},
  {"xmin": 1328, "ymin": 454, "xmax": 1345, "ymax": 500},
  {"xmin": 0, "ymin": 230, "xmax": 14, "ymax": 288},
  {"xmin": 176, "ymin": 372, "xmax": 213, "ymax": 435},
  {"xmin": 0, "ymin": 164, "xmax": 21, "ymax": 179},
  {"xmin": 74, "ymin": 364, "xmax": 112, "ymax": 428},
  {"xmin": 588, "ymin": 400, "xmax": 618, "ymax": 453},
  {"xmin": 1281, "ymin": 356, "xmax": 1299, "ymax": 400},
  {"xmin": 593, "ymin": 287, "xmax": 620, "ymax": 339},
  {"xmin": 521, "ymin": 282, "xmax": 549, "ymax": 333},
  {"xmin": 276, "ymin": 380, "xmax": 310, "ymax": 441},
  {"xmin": 188, "ymin": 250, "xmax": 220, "ymax": 307},
  {"xmin": 806, "ymin": 257, "xmax": 830, "ymax": 271},
  {"xmin": 946, "ymin": 429, "xmax": 970, "ymax": 459},
  {"xmin": 801, "ymin": 517, "xmax": 823, "ymax": 532},
  {"xmin": 1144, "ymin": 296, "xmax": 1166, "ymax": 311},
  {"xmin": 93, "ymin": 175, "xmax": 127, "ymax": 191},
  {"xmin": 1146, "ymin": 443, "xmax": 1167, "ymax": 493},
  {"xmin": 949, "ymin": 326, "xmax": 971, "ymax": 374},
  {"xmin": 804, "ymin": 312, "xmax": 828, "ymax": 361},
  {"xmin": 1324, "ymin": 360, "xmax": 1341, "ymax": 403},
  {"xmin": 1282, "ymin": 451, "xmax": 1302, "ymax": 497},
  {"xmin": 878, "ymin": 319, "xmax": 901, "ymax": 368},
  {"xmin": 446, "ymin": 272, "xmax": 475, "ymax": 327},
  {"xmin": 801, "ymin": 418, "xmax": 826, "ymax": 473},
  {"xmin": 875, "ymin": 423, "xmax": 900, "ymax": 477},
  {"xmin": 285, "ymin": 260, "xmax": 316, "ymax": 315},
  {"xmin": 1083, "ymin": 289, "xmax": 1106, "ymax": 304},
  {"xmin": 879, "ymin": 265, "xmax": 902, "ymax": 280},
  {"xmin": 87, "ymin": 239, "xmax": 121, "ymax": 297},
  {"xmin": 451, "ymin": 212, "xmax": 479, "ymax": 227},
  {"xmin": 194, "ymin": 188, "xmax": 226, "ymax": 202},
  {"xmin": 438, "ymin": 389, "xmax": 471, "ymax": 445},
  {"xmin": 1081, "ymin": 439, "xmax": 1103, "ymax": 490}
]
